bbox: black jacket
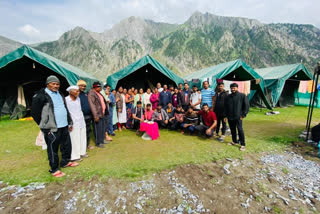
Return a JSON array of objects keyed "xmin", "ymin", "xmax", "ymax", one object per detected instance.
[
  {"xmin": 31, "ymin": 88, "xmax": 73, "ymax": 131},
  {"xmin": 178, "ymin": 89, "xmax": 192, "ymax": 106},
  {"xmin": 214, "ymin": 90, "xmax": 228, "ymax": 117},
  {"xmin": 224, "ymin": 91, "xmax": 249, "ymax": 120}
]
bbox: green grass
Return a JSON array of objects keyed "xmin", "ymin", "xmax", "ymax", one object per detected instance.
[{"xmin": 0, "ymin": 106, "xmax": 319, "ymax": 185}]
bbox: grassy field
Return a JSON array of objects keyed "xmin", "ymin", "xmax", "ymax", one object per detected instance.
[{"xmin": 0, "ymin": 106, "xmax": 319, "ymax": 185}]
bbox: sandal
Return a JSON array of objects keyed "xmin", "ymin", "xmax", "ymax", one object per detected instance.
[
  {"xmin": 63, "ymin": 162, "xmax": 79, "ymax": 168},
  {"xmin": 240, "ymin": 146, "xmax": 246, "ymax": 151},
  {"xmin": 52, "ymin": 170, "xmax": 65, "ymax": 177},
  {"xmin": 228, "ymin": 142, "xmax": 237, "ymax": 146}
]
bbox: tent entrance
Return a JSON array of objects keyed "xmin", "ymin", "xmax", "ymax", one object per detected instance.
[
  {"xmin": 0, "ymin": 56, "xmax": 69, "ymax": 117},
  {"xmin": 277, "ymin": 80, "xmax": 300, "ymax": 107},
  {"xmin": 116, "ymin": 63, "xmax": 177, "ymax": 90},
  {"xmin": 222, "ymin": 67, "xmax": 255, "ymax": 81}
]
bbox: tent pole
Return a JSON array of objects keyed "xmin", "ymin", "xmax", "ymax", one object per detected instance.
[
  {"xmin": 306, "ymin": 63, "xmax": 320, "ymax": 141},
  {"xmin": 306, "ymin": 72, "xmax": 316, "ymax": 129}
]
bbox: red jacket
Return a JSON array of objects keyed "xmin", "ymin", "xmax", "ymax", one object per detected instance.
[{"xmin": 198, "ymin": 110, "xmax": 217, "ymax": 127}]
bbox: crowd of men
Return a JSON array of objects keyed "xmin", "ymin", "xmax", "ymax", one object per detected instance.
[{"xmin": 31, "ymin": 75, "xmax": 249, "ymax": 177}]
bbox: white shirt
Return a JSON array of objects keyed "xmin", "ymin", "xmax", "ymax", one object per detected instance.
[
  {"xmin": 190, "ymin": 92, "xmax": 202, "ymax": 109},
  {"xmin": 66, "ymin": 96, "xmax": 86, "ymax": 129},
  {"xmin": 158, "ymin": 87, "xmax": 163, "ymax": 93},
  {"xmin": 143, "ymin": 92, "xmax": 152, "ymax": 105}
]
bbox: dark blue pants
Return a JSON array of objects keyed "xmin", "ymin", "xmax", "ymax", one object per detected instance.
[
  {"xmin": 108, "ymin": 107, "xmax": 114, "ymax": 134},
  {"xmin": 195, "ymin": 125, "xmax": 214, "ymax": 137},
  {"xmin": 94, "ymin": 117, "xmax": 105, "ymax": 146}
]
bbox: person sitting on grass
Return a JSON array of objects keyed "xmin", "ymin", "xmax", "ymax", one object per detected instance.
[
  {"xmin": 144, "ymin": 103, "xmax": 154, "ymax": 121},
  {"xmin": 181, "ymin": 106, "xmax": 198, "ymax": 134},
  {"xmin": 152, "ymin": 103, "xmax": 169, "ymax": 128},
  {"xmin": 132, "ymin": 101, "xmax": 145, "ymax": 134},
  {"xmin": 169, "ymin": 105, "xmax": 185, "ymax": 131},
  {"xmin": 65, "ymin": 86, "xmax": 88, "ymax": 162},
  {"xmin": 195, "ymin": 103, "xmax": 217, "ymax": 138},
  {"xmin": 224, "ymin": 83, "xmax": 249, "ymax": 151},
  {"xmin": 165, "ymin": 102, "xmax": 176, "ymax": 127},
  {"xmin": 31, "ymin": 75, "xmax": 78, "ymax": 178}
]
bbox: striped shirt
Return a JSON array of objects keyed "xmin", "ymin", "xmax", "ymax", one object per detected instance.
[{"xmin": 201, "ymin": 88, "xmax": 215, "ymax": 108}]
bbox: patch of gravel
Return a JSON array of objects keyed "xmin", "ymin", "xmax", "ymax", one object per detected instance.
[{"xmin": 260, "ymin": 152, "xmax": 320, "ymax": 207}]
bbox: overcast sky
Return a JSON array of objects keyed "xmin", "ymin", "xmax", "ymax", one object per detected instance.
[{"xmin": 1, "ymin": 0, "xmax": 319, "ymax": 44}]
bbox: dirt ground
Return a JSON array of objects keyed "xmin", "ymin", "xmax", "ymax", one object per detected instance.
[{"xmin": 0, "ymin": 142, "xmax": 319, "ymax": 214}]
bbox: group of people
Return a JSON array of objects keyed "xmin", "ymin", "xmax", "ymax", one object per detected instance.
[
  {"xmin": 31, "ymin": 75, "xmax": 249, "ymax": 177},
  {"xmin": 115, "ymin": 82, "xmax": 249, "ymax": 148}
]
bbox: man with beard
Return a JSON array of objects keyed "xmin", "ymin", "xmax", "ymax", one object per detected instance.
[{"xmin": 224, "ymin": 83, "xmax": 249, "ymax": 151}]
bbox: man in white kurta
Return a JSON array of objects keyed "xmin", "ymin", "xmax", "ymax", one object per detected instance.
[{"xmin": 65, "ymin": 86, "xmax": 87, "ymax": 161}]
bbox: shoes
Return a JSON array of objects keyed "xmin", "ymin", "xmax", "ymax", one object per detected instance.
[
  {"xmin": 81, "ymin": 154, "xmax": 89, "ymax": 158},
  {"xmin": 111, "ymin": 133, "xmax": 116, "ymax": 136},
  {"xmin": 97, "ymin": 144, "xmax": 105, "ymax": 148},
  {"xmin": 103, "ymin": 140, "xmax": 110, "ymax": 144}
]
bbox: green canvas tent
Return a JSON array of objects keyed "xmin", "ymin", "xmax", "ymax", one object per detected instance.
[
  {"xmin": 106, "ymin": 55, "xmax": 184, "ymax": 90},
  {"xmin": 252, "ymin": 63, "xmax": 312, "ymax": 107},
  {"xmin": 184, "ymin": 59, "xmax": 273, "ymax": 110},
  {"xmin": 0, "ymin": 45, "xmax": 99, "ymax": 119}
]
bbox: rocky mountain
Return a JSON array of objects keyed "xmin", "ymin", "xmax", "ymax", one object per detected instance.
[
  {"xmin": 0, "ymin": 35, "xmax": 22, "ymax": 57},
  {"xmin": 1, "ymin": 12, "xmax": 319, "ymax": 80}
]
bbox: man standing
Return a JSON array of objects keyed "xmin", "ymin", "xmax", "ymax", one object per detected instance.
[
  {"xmin": 214, "ymin": 82, "xmax": 228, "ymax": 142},
  {"xmin": 224, "ymin": 83, "xmax": 249, "ymax": 151},
  {"xmin": 179, "ymin": 83, "xmax": 191, "ymax": 111},
  {"xmin": 88, "ymin": 82, "xmax": 107, "ymax": 148},
  {"xmin": 77, "ymin": 80, "xmax": 94, "ymax": 150},
  {"xmin": 152, "ymin": 103, "xmax": 169, "ymax": 128},
  {"xmin": 159, "ymin": 84, "xmax": 172, "ymax": 109},
  {"xmin": 190, "ymin": 85, "xmax": 202, "ymax": 111},
  {"xmin": 106, "ymin": 85, "xmax": 116, "ymax": 136},
  {"xmin": 100, "ymin": 85, "xmax": 113, "ymax": 141},
  {"xmin": 201, "ymin": 81, "xmax": 215, "ymax": 109},
  {"xmin": 195, "ymin": 104, "xmax": 217, "ymax": 138},
  {"xmin": 31, "ymin": 75, "xmax": 78, "ymax": 178},
  {"xmin": 132, "ymin": 101, "xmax": 145, "ymax": 134},
  {"xmin": 156, "ymin": 83, "xmax": 163, "ymax": 93},
  {"xmin": 65, "ymin": 86, "xmax": 87, "ymax": 161}
]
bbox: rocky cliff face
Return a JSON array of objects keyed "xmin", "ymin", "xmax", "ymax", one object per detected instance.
[{"xmin": 1, "ymin": 12, "xmax": 319, "ymax": 80}]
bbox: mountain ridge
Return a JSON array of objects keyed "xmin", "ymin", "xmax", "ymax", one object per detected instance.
[{"xmin": 0, "ymin": 12, "xmax": 319, "ymax": 80}]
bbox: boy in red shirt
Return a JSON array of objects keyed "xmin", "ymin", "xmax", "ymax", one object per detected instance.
[{"xmin": 195, "ymin": 103, "xmax": 217, "ymax": 137}]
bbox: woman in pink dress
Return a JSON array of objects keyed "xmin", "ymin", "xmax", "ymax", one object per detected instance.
[{"xmin": 150, "ymin": 88, "xmax": 160, "ymax": 110}]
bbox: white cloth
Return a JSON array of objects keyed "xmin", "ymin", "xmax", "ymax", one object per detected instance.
[
  {"xmin": 118, "ymin": 94, "xmax": 127, "ymax": 123},
  {"xmin": 190, "ymin": 92, "xmax": 202, "ymax": 109},
  {"xmin": 17, "ymin": 85, "xmax": 26, "ymax": 107},
  {"xmin": 65, "ymin": 96, "xmax": 86, "ymax": 128},
  {"xmin": 143, "ymin": 93, "xmax": 152, "ymax": 106},
  {"xmin": 158, "ymin": 88, "xmax": 164, "ymax": 93},
  {"xmin": 69, "ymin": 127, "xmax": 87, "ymax": 160},
  {"xmin": 66, "ymin": 85, "xmax": 79, "ymax": 92}
]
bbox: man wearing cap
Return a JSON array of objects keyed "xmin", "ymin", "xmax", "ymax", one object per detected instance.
[
  {"xmin": 65, "ymin": 86, "xmax": 88, "ymax": 161},
  {"xmin": 224, "ymin": 83, "xmax": 250, "ymax": 151},
  {"xmin": 88, "ymin": 81, "xmax": 108, "ymax": 148},
  {"xmin": 31, "ymin": 75, "xmax": 78, "ymax": 178},
  {"xmin": 77, "ymin": 80, "xmax": 94, "ymax": 150}
]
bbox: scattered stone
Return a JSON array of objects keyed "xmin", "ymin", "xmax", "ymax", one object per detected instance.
[
  {"xmin": 226, "ymin": 158, "xmax": 233, "ymax": 162},
  {"xmin": 264, "ymin": 206, "xmax": 271, "ymax": 212},
  {"xmin": 223, "ymin": 164, "xmax": 231, "ymax": 175},
  {"xmin": 134, "ymin": 203, "xmax": 142, "ymax": 210},
  {"xmin": 25, "ymin": 193, "xmax": 33, "ymax": 197},
  {"xmin": 15, "ymin": 207, "xmax": 21, "ymax": 210},
  {"xmin": 54, "ymin": 193, "xmax": 62, "ymax": 201},
  {"xmin": 268, "ymin": 194, "xmax": 273, "ymax": 199}
]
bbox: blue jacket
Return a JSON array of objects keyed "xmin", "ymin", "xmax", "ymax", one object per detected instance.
[
  {"xmin": 109, "ymin": 93, "xmax": 116, "ymax": 108},
  {"xmin": 79, "ymin": 91, "xmax": 91, "ymax": 116},
  {"xmin": 159, "ymin": 90, "xmax": 172, "ymax": 107}
]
